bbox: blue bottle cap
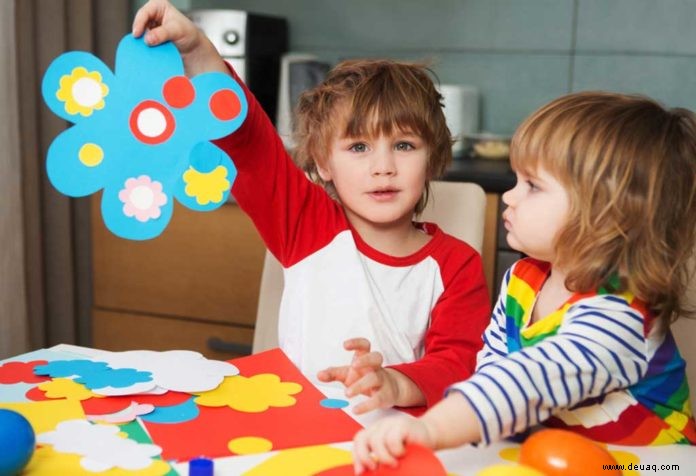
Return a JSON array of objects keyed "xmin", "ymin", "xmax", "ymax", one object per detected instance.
[{"xmin": 189, "ymin": 457, "xmax": 214, "ymax": 476}]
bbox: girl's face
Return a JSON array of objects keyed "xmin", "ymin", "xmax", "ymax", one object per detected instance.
[
  {"xmin": 501, "ymin": 166, "xmax": 570, "ymax": 264},
  {"xmin": 317, "ymin": 127, "xmax": 429, "ymax": 233}
]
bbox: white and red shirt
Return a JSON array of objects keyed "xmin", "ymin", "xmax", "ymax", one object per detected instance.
[{"xmin": 214, "ymin": 74, "xmax": 490, "ymax": 406}]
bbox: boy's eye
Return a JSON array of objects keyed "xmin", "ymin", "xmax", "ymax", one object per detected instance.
[
  {"xmin": 395, "ymin": 142, "xmax": 415, "ymax": 151},
  {"xmin": 349, "ymin": 143, "xmax": 368, "ymax": 153}
]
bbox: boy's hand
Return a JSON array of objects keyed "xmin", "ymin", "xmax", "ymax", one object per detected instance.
[
  {"xmin": 352, "ymin": 415, "xmax": 434, "ymax": 474},
  {"xmin": 317, "ymin": 338, "xmax": 401, "ymax": 414},
  {"xmin": 132, "ymin": 0, "xmax": 229, "ymax": 76}
]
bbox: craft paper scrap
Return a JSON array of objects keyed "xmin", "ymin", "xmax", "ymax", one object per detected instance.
[
  {"xmin": 41, "ymin": 33, "xmax": 247, "ymax": 240},
  {"xmin": 87, "ymin": 401, "xmax": 155, "ymax": 424},
  {"xmin": 37, "ymin": 419, "xmax": 163, "ymax": 472},
  {"xmin": 169, "ymin": 442, "xmax": 355, "ymax": 476},
  {"xmin": 194, "ymin": 373, "xmax": 302, "ymax": 412},
  {"xmin": 0, "ymin": 399, "xmax": 85, "ymax": 434},
  {"xmin": 95, "ymin": 349, "xmax": 239, "ymax": 394},
  {"xmin": 23, "ymin": 446, "xmax": 171, "ymax": 476},
  {"xmin": 242, "ymin": 444, "xmax": 353, "ymax": 476},
  {"xmin": 142, "ymin": 348, "xmax": 362, "ymax": 461},
  {"xmin": 32, "ymin": 350, "xmax": 238, "ymax": 396}
]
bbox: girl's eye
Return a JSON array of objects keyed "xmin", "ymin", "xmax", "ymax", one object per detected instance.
[
  {"xmin": 349, "ymin": 143, "xmax": 368, "ymax": 153},
  {"xmin": 526, "ymin": 180, "xmax": 539, "ymax": 191},
  {"xmin": 395, "ymin": 142, "xmax": 415, "ymax": 151}
]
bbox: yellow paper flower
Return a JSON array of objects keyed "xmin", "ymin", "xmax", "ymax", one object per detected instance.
[
  {"xmin": 38, "ymin": 378, "xmax": 100, "ymax": 401},
  {"xmin": 195, "ymin": 373, "xmax": 302, "ymax": 413},
  {"xmin": 182, "ymin": 165, "xmax": 230, "ymax": 205},
  {"xmin": 56, "ymin": 66, "xmax": 109, "ymax": 117}
]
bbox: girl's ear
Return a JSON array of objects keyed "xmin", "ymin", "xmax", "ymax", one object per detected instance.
[{"xmin": 316, "ymin": 162, "xmax": 332, "ymax": 182}]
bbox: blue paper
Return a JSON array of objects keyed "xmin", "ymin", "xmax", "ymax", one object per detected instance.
[
  {"xmin": 41, "ymin": 34, "xmax": 247, "ymax": 240},
  {"xmin": 34, "ymin": 360, "xmax": 153, "ymax": 390}
]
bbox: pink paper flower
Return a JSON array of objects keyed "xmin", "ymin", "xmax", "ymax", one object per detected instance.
[{"xmin": 118, "ymin": 175, "xmax": 168, "ymax": 222}]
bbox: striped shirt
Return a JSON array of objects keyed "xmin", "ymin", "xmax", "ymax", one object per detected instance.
[{"xmin": 449, "ymin": 258, "xmax": 696, "ymax": 446}]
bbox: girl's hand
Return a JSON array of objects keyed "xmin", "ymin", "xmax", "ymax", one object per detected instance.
[
  {"xmin": 352, "ymin": 415, "xmax": 435, "ymax": 474},
  {"xmin": 317, "ymin": 338, "xmax": 401, "ymax": 414},
  {"xmin": 132, "ymin": 0, "xmax": 228, "ymax": 76}
]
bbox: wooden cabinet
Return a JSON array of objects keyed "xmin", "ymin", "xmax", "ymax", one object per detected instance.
[
  {"xmin": 91, "ymin": 196, "xmax": 266, "ymax": 358},
  {"xmin": 482, "ymin": 192, "xmax": 523, "ymax": 298}
]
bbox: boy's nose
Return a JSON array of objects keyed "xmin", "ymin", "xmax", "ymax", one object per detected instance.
[{"xmin": 370, "ymin": 151, "xmax": 396, "ymax": 176}]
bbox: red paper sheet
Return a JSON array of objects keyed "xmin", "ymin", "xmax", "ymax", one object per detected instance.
[{"xmin": 142, "ymin": 348, "xmax": 363, "ymax": 462}]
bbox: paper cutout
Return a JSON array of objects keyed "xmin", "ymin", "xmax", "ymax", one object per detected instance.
[
  {"xmin": 23, "ymin": 446, "xmax": 171, "ymax": 476},
  {"xmin": 37, "ymin": 419, "xmax": 162, "ymax": 472},
  {"xmin": 361, "ymin": 444, "xmax": 447, "ymax": 476},
  {"xmin": 0, "ymin": 399, "xmax": 85, "ymax": 434},
  {"xmin": 0, "ymin": 360, "xmax": 50, "ymax": 384},
  {"xmin": 228, "ymin": 436, "xmax": 274, "ymax": 455},
  {"xmin": 141, "ymin": 348, "xmax": 362, "ymax": 461},
  {"xmin": 242, "ymin": 444, "xmax": 353, "ymax": 476},
  {"xmin": 37, "ymin": 378, "xmax": 101, "ymax": 401},
  {"xmin": 34, "ymin": 360, "xmax": 154, "ymax": 394},
  {"xmin": 87, "ymin": 402, "xmax": 155, "ymax": 424},
  {"xmin": 0, "ymin": 349, "xmax": 86, "ymax": 403},
  {"xmin": 33, "ymin": 351, "xmax": 238, "ymax": 396},
  {"xmin": 139, "ymin": 396, "xmax": 199, "ymax": 424},
  {"xmin": 194, "ymin": 373, "xmax": 302, "ymax": 412},
  {"xmin": 320, "ymin": 398, "xmax": 349, "ymax": 409},
  {"xmin": 41, "ymin": 34, "xmax": 247, "ymax": 240},
  {"xmin": 94, "ymin": 350, "xmax": 239, "ymax": 395}
]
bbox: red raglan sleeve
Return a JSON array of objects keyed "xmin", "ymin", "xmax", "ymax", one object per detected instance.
[
  {"xmin": 212, "ymin": 68, "xmax": 346, "ymax": 266},
  {"xmin": 389, "ymin": 240, "xmax": 491, "ymax": 409}
]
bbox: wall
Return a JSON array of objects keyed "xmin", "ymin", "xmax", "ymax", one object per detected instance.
[{"xmin": 135, "ymin": 0, "xmax": 696, "ymax": 135}]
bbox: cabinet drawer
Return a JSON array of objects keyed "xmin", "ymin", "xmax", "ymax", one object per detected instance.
[
  {"xmin": 92, "ymin": 197, "xmax": 265, "ymax": 326},
  {"xmin": 92, "ymin": 309, "xmax": 254, "ymax": 360}
]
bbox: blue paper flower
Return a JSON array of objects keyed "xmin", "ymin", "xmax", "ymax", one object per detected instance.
[{"xmin": 41, "ymin": 34, "xmax": 247, "ymax": 240}]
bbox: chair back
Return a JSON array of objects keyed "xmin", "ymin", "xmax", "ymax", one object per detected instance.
[{"xmin": 251, "ymin": 181, "xmax": 487, "ymax": 353}]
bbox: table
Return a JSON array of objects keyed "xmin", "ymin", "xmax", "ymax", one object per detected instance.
[{"xmin": 2, "ymin": 345, "xmax": 694, "ymax": 475}]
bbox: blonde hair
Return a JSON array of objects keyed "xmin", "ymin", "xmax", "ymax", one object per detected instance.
[
  {"xmin": 293, "ymin": 59, "xmax": 453, "ymax": 213},
  {"xmin": 511, "ymin": 91, "xmax": 696, "ymax": 323}
]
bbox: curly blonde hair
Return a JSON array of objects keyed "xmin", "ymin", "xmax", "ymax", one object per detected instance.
[
  {"xmin": 292, "ymin": 59, "xmax": 453, "ymax": 214},
  {"xmin": 511, "ymin": 91, "xmax": 696, "ymax": 323}
]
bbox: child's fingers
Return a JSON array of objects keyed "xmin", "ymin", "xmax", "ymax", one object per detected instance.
[
  {"xmin": 346, "ymin": 371, "xmax": 380, "ymax": 398},
  {"xmin": 344, "ymin": 337, "xmax": 371, "ymax": 353},
  {"xmin": 352, "ymin": 351, "xmax": 383, "ymax": 370},
  {"xmin": 352, "ymin": 429, "xmax": 373, "ymax": 473},
  {"xmin": 316, "ymin": 366, "xmax": 349, "ymax": 383},
  {"xmin": 132, "ymin": 0, "xmax": 165, "ymax": 37},
  {"xmin": 352, "ymin": 396, "xmax": 383, "ymax": 414}
]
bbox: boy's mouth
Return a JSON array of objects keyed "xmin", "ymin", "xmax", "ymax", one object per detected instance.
[{"xmin": 368, "ymin": 188, "xmax": 399, "ymax": 201}]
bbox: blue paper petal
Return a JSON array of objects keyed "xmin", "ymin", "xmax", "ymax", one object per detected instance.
[
  {"xmin": 41, "ymin": 51, "xmax": 115, "ymax": 123},
  {"xmin": 174, "ymin": 141, "xmax": 236, "ymax": 211},
  {"xmin": 101, "ymin": 180, "xmax": 175, "ymax": 241},
  {"xmin": 114, "ymin": 34, "xmax": 183, "ymax": 99}
]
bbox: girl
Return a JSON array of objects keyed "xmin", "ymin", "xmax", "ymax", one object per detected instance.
[
  {"xmin": 353, "ymin": 91, "xmax": 696, "ymax": 472},
  {"xmin": 132, "ymin": 0, "xmax": 490, "ymax": 413}
]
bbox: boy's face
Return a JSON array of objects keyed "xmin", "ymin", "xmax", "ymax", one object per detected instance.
[
  {"xmin": 501, "ymin": 165, "xmax": 569, "ymax": 264},
  {"xmin": 317, "ymin": 126, "xmax": 429, "ymax": 231}
]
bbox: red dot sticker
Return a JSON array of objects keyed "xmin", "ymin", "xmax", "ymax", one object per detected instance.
[
  {"xmin": 163, "ymin": 76, "xmax": 195, "ymax": 109},
  {"xmin": 209, "ymin": 89, "xmax": 241, "ymax": 121},
  {"xmin": 129, "ymin": 100, "xmax": 175, "ymax": 145}
]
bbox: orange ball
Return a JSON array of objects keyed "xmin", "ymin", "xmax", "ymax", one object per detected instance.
[{"xmin": 519, "ymin": 429, "xmax": 620, "ymax": 476}]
